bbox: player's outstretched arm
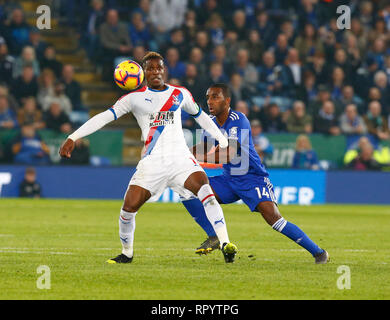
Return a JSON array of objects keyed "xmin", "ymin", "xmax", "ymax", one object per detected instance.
[
  {"xmin": 59, "ymin": 109, "xmax": 116, "ymax": 158},
  {"xmin": 194, "ymin": 111, "xmax": 228, "ymax": 148}
]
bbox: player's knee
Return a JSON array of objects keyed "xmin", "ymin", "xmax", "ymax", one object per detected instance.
[{"xmin": 122, "ymin": 203, "xmax": 139, "ymax": 213}]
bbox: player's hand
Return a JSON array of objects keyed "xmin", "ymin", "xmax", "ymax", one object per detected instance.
[
  {"xmin": 219, "ymin": 137, "xmax": 228, "ymax": 149},
  {"xmin": 59, "ymin": 138, "xmax": 75, "ymax": 158}
]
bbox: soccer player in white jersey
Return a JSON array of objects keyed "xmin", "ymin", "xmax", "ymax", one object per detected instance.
[{"xmin": 59, "ymin": 52, "xmax": 238, "ymax": 263}]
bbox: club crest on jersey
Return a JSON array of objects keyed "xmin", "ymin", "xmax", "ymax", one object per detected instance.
[
  {"xmin": 149, "ymin": 111, "xmax": 175, "ymax": 127},
  {"xmin": 229, "ymin": 127, "xmax": 238, "ymax": 139},
  {"xmin": 172, "ymin": 95, "xmax": 181, "ymax": 106}
]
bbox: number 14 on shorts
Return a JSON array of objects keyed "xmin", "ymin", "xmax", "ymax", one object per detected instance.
[{"xmin": 255, "ymin": 187, "xmax": 270, "ymax": 199}]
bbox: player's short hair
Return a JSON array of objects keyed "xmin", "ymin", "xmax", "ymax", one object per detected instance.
[
  {"xmin": 209, "ymin": 83, "xmax": 231, "ymax": 99},
  {"xmin": 142, "ymin": 51, "xmax": 164, "ymax": 68}
]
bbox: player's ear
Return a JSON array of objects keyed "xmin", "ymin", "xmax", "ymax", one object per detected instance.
[{"xmin": 226, "ymin": 96, "xmax": 231, "ymax": 106}]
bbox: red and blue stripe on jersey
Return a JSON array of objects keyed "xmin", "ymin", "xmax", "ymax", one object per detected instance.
[{"xmin": 142, "ymin": 88, "xmax": 184, "ymax": 158}]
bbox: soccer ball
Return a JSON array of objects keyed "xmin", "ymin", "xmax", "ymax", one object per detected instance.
[{"xmin": 114, "ymin": 60, "xmax": 144, "ymax": 90}]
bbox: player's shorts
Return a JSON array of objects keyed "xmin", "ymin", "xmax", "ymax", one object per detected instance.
[
  {"xmin": 128, "ymin": 153, "xmax": 204, "ymax": 202},
  {"xmin": 209, "ymin": 173, "xmax": 277, "ymax": 212}
]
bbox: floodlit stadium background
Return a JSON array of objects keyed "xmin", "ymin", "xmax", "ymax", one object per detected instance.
[{"xmin": 0, "ymin": 0, "xmax": 389, "ymax": 203}]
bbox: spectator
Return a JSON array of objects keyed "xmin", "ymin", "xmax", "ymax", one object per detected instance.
[
  {"xmin": 0, "ymin": 93, "xmax": 18, "ymax": 129},
  {"xmin": 329, "ymin": 66, "xmax": 346, "ymax": 101},
  {"xmin": 13, "ymin": 45, "xmax": 40, "ymax": 78},
  {"xmin": 37, "ymin": 68, "xmax": 56, "ymax": 108},
  {"xmin": 286, "ymin": 101, "xmax": 312, "ymax": 134},
  {"xmin": 19, "ymin": 167, "xmax": 42, "ymax": 198},
  {"xmin": 194, "ymin": 30, "xmax": 211, "ymax": 55},
  {"xmin": 128, "ymin": 11, "xmax": 152, "ymax": 49},
  {"xmin": 283, "ymin": 48, "xmax": 303, "ymax": 90},
  {"xmin": 234, "ymin": 100, "xmax": 249, "ymax": 118},
  {"xmin": 306, "ymin": 51, "xmax": 329, "ymax": 85},
  {"xmin": 251, "ymin": 119, "xmax": 273, "ymax": 162},
  {"xmin": 161, "ymin": 28, "xmax": 187, "ymax": 58},
  {"xmin": 339, "ymin": 104, "xmax": 367, "ymax": 136},
  {"xmin": 294, "ymin": 23, "xmax": 324, "ymax": 64},
  {"xmin": 257, "ymin": 51, "xmax": 284, "ymax": 97},
  {"xmin": 60, "ymin": 138, "xmax": 90, "ymax": 165},
  {"xmin": 223, "ymin": 30, "xmax": 241, "ymax": 64},
  {"xmin": 149, "ymin": 0, "xmax": 187, "ymax": 45},
  {"xmin": 0, "ymin": 36, "xmax": 14, "ymax": 85},
  {"xmin": 99, "ymin": 9, "xmax": 132, "ymax": 69},
  {"xmin": 337, "ymin": 85, "xmax": 364, "ymax": 113},
  {"xmin": 347, "ymin": 140, "xmax": 382, "ymax": 171},
  {"xmin": 7, "ymin": 8, "xmax": 30, "ymax": 55},
  {"xmin": 366, "ymin": 37, "xmax": 387, "ymax": 70},
  {"xmin": 364, "ymin": 101, "xmax": 389, "ymax": 141},
  {"xmin": 12, "ymin": 125, "xmax": 50, "ymax": 165},
  {"xmin": 292, "ymin": 134, "xmax": 319, "ymax": 170},
  {"xmin": 229, "ymin": 9, "xmax": 247, "ymax": 40},
  {"xmin": 206, "ymin": 62, "xmax": 228, "ymax": 86},
  {"xmin": 307, "ymin": 84, "xmax": 342, "ymax": 117},
  {"xmin": 313, "ymin": 100, "xmax": 340, "ymax": 135},
  {"xmin": 43, "ymin": 101, "xmax": 72, "ymax": 133},
  {"xmin": 205, "ymin": 13, "xmax": 224, "ymax": 47},
  {"xmin": 42, "ymin": 81, "xmax": 73, "ymax": 115},
  {"xmin": 11, "ymin": 64, "xmax": 38, "ymax": 104},
  {"xmin": 229, "ymin": 73, "xmax": 251, "ymax": 108},
  {"xmin": 165, "ymin": 47, "xmax": 186, "ymax": 80},
  {"xmin": 254, "ymin": 10, "xmax": 274, "ymax": 48},
  {"xmin": 188, "ymin": 47, "xmax": 207, "ymax": 78},
  {"xmin": 180, "ymin": 63, "xmax": 203, "ymax": 103},
  {"xmin": 132, "ymin": 45, "xmax": 146, "ymax": 65},
  {"xmin": 259, "ymin": 103, "xmax": 286, "ymax": 133},
  {"xmin": 82, "ymin": 0, "xmax": 106, "ymax": 61},
  {"xmin": 270, "ymin": 33, "xmax": 291, "ymax": 66},
  {"xmin": 17, "ymin": 96, "xmax": 44, "ymax": 130},
  {"xmin": 39, "ymin": 45, "xmax": 63, "ymax": 78},
  {"xmin": 182, "ymin": 9, "xmax": 198, "ymax": 41},
  {"xmin": 373, "ymin": 71, "xmax": 390, "ymax": 115},
  {"xmin": 195, "ymin": 0, "xmax": 219, "ymax": 26},
  {"xmin": 0, "ymin": 85, "xmax": 18, "ymax": 113},
  {"xmin": 332, "ymin": 48, "xmax": 356, "ymax": 84},
  {"xmin": 245, "ymin": 29, "xmax": 263, "ymax": 66},
  {"xmin": 61, "ymin": 65, "xmax": 82, "ymax": 111},
  {"xmin": 297, "ymin": 71, "xmax": 317, "ymax": 105},
  {"xmin": 27, "ymin": 28, "xmax": 47, "ymax": 62},
  {"xmin": 210, "ymin": 44, "xmax": 232, "ymax": 75}
]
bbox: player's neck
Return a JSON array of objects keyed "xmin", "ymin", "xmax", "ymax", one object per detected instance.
[
  {"xmin": 216, "ymin": 108, "xmax": 231, "ymax": 126},
  {"xmin": 147, "ymin": 83, "xmax": 168, "ymax": 91}
]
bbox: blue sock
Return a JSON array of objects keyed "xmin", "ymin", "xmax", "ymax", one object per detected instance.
[
  {"xmin": 272, "ymin": 218, "xmax": 323, "ymax": 256},
  {"xmin": 182, "ymin": 198, "xmax": 216, "ymax": 237}
]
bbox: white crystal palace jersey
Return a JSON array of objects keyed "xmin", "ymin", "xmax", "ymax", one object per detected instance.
[{"xmin": 110, "ymin": 85, "xmax": 201, "ymax": 159}]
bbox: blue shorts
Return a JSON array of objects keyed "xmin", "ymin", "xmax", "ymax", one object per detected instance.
[{"xmin": 209, "ymin": 174, "xmax": 277, "ymax": 212}]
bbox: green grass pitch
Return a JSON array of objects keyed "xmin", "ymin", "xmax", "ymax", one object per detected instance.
[{"xmin": 0, "ymin": 199, "xmax": 389, "ymax": 300}]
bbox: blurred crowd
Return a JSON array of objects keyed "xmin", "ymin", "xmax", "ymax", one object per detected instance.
[{"xmin": 1, "ymin": 0, "xmax": 390, "ymax": 170}]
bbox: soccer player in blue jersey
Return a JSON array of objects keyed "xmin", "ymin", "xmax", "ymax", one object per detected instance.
[{"xmin": 182, "ymin": 83, "xmax": 329, "ymax": 264}]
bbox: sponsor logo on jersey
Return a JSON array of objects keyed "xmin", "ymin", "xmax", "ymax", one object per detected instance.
[{"xmin": 148, "ymin": 111, "xmax": 175, "ymax": 127}]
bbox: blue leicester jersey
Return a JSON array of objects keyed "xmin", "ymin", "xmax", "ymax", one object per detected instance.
[{"xmin": 202, "ymin": 109, "xmax": 269, "ymax": 178}]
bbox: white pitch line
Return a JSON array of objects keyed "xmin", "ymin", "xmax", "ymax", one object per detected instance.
[{"xmin": 0, "ymin": 249, "xmax": 72, "ymax": 255}]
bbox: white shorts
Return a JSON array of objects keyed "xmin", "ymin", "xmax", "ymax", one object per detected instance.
[{"xmin": 128, "ymin": 153, "xmax": 204, "ymax": 202}]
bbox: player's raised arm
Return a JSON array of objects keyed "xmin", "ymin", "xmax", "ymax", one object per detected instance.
[
  {"xmin": 60, "ymin": 95, "xmax": 131, "ymax": 158},
  {"xmin": 59, "ymin": 109, "xmax": 116, "ymax": 158}
]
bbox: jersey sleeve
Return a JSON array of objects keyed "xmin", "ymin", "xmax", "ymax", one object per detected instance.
[
  {"xmin": 181, "ymin": 88, "xmax": 202, "ymax": 118},
  {"xmin": 110, "ymin": 93, "xmax": 133, "ymax": 120}
]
